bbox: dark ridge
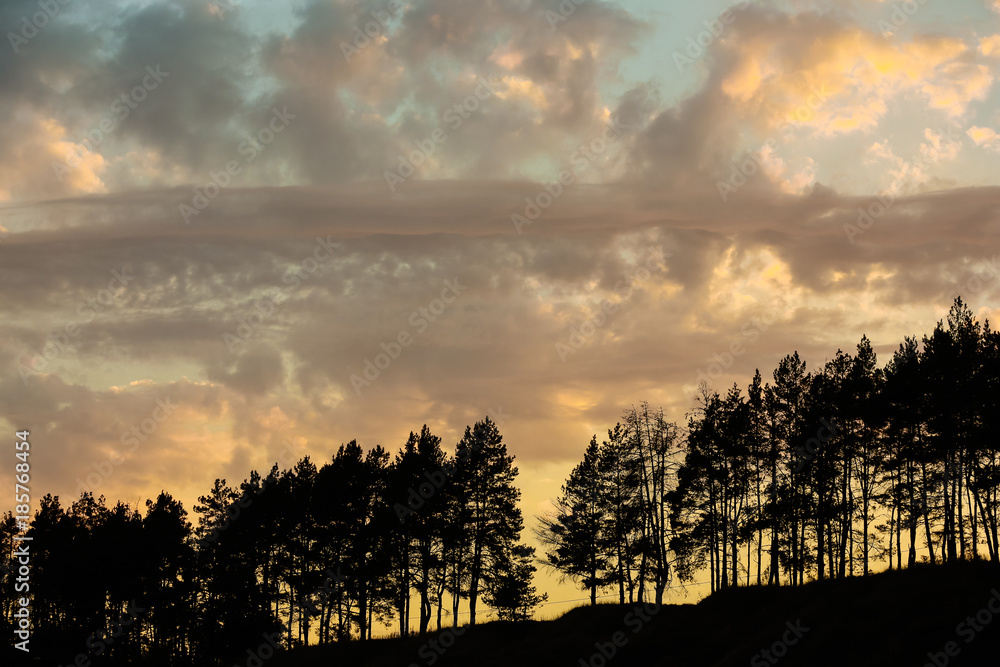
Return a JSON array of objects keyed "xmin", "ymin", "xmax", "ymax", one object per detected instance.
[{"xmin": 271, "ymin": 561, "xmax": 1000, "ymax": 667}]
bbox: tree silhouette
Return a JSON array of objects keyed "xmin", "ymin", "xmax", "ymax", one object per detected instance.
[
  {"xmin": 5, "ymin": 299, "xmax": 1000, "ymax": 665},
  {"xmin": 543, "ymin": 297, "xmax": 1000, "ymax": 606},
  {"xmin": 454, "ymin": 416, "xmax": 523, "ymax": 625},
  {"xmin": 536, "ymin": 436, "xmax": 608, "ymax": 605}
]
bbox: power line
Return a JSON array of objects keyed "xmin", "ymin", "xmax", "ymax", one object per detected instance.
[
  {"xmin": 443, "ymin": 579, "xmax": 715, "ymax": 616},
  {"xmin": 535, "ymin": 579, "xmax": 714, "ymax": 608},
  {"xmin": 372, "ymin": 579, "xmax": 716, "ymax": 636}
]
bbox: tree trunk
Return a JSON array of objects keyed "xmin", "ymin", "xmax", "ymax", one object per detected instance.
[{"xmin": 921, "ymin": 462, "xmax": 936, "ymax": 565}]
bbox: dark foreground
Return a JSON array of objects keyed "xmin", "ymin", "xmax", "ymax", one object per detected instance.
[{"xmin": 272, "ymin": 561, "xmax": 1000, "ymax": 667}]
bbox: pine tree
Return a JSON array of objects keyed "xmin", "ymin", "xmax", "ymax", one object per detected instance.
[
  {"xmin": 484, "ymin": 544, "xmax": 548, "ymax": 621},
  {"xmin": 597, "ymin": 423, "xmax": 643, "ymax": 603},
  {"xmin": 536, "ymin": 436, "xmax": 608, "ymax": 604},
  {"xmin": 454, "ymin": 416, "xmax": 523, "ymax": 625}
]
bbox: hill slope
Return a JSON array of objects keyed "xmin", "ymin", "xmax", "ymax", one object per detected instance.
[{"xmin": 272, "ymin": 562, "xmax": 1000, "ymax": 667}]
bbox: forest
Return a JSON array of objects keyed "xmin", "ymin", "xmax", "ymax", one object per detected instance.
[
  {"xmin": 538, "ymin": 298, "xmax": 1000, "ymax": 605},
  {"xmin": 2, "ymin": 297, "xmax": 998, "ymax": 666},
  {"xmin": 1, "ymin": 418, "xmax": 543, "ymax": 666}
]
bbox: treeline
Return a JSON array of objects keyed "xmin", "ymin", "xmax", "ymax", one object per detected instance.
[
  {"xmin": 0, "ymin": 417, "xmax": 545, "ymax": 666},
  {"xmin": 539, "ymin": 298, "xmax": 1000, "ymax": 601}
]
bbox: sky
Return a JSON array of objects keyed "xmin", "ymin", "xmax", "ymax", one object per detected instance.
[{"xmin": 2, "ymin": 0, "xmax": 1000, "ymax": 624}]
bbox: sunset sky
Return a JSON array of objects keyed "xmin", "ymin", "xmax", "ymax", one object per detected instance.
[{"xmin": 2, "ymin": 0, "xmax": 1000, "ymax": 621}]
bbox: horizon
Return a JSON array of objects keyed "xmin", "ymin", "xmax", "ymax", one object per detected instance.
[{"xmin": 2, "ymin": 0, "xmax": 1000, "ymax": 663}]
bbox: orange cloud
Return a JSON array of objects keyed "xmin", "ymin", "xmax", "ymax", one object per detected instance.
[
  {"xmin": 718, "ymin": 22, "xmax": 994, "ymax": 136},
  {"xmin": 967, "ymin": 125, "xmax": 1000, "ymax": 151}
]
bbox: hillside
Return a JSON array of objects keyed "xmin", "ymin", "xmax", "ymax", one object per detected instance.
[{"xmin": 271, "ymin": 561, "xmax": 1000, "ymax": 667}]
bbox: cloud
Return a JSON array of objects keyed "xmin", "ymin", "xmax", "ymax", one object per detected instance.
[
  {"xmin": 967, "ymin": 125, "xmax": 1000, "ymax": 151},
  {"xmin": 1, "ymin": 4, "xmax": 999, "ymax": 610},
  {"xmin": 979, "ymin": 34, "xmax": 1000, "ymax": 56},
  {"xmin": 721, "ymin": 16, "xmax": 994, "ymax": 128}
]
